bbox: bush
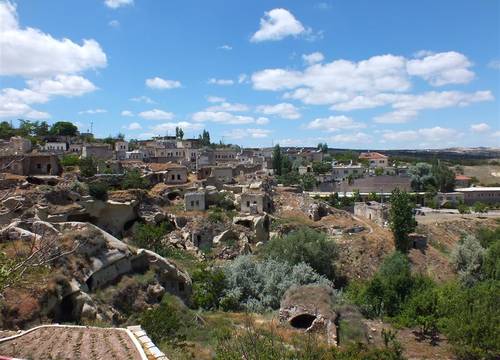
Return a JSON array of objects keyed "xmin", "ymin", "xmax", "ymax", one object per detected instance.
[
  {"xmin": 192, "ymin": 265, "xmax": 226, "ymax": 310},
  {"xmin": 133, "ymin": 222, "xmax": 173, "ymax": 253},
  {"xmin": 60, "ymin": 154, "xmax": 80, "ymax": 167},
  {"xmin": 451, "ymin": 235, "xmax": 485, "ymax": 287},
  {"xmin": 88, "ymin": 181, "xmax": 108, "ymax": 201},
  {"xmin": 263, "ymin": 227, "xmax": 337, "ymax": 280},
  {"xmin": 122, "ymin": 169, "xmax": 149, "ymax": 189},
  {"xmin": 473, "ymin": 202, "xmax": 489, "ymax": 213},
  {"xmin": 221, "ymin": 255, "xmax": 332, "ymax": 312},
  {"xmin": 458, "ymin": 203, "xmax": 470, "ymax": 214},
  {"xmin": 79, "ymin": 156, "xmax": 97, "ymax": 177}
]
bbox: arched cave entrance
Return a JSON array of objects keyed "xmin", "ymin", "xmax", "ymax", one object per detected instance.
[{"xmin": 289, "ymin": 313, "xmax": 317, "ymax": 329}]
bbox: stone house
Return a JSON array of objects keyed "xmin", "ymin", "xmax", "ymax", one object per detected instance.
[
  {"xmin": 125, "ymin": 150, "xmax": 147, "ymax": 161},
  {"xmin": 184, "ymin": 192, "xmax": 206, "ymax": 211},
  {"xmin": 455, "ymin": 186, "xmax": 500, "ymax": 205},
  {"xmin": 10, "ymin": 137, "xmax": 32, "ymax": 154},
  {"xmin": 68, "ymin": 143, "xmax": 83, "ymax": 154},
  {"xmin": 44, "ymin": 142, "xmax": 68, "ymax": 153},
  {"xmin": 0, "ymin": 154, "xmax": 61, "ymax": 176},
  {"xmin": 82, "ymin": 144, "xmax": 113, "ymax": 160},
  {"xmin": 409, "ymin": 233, "xmax": 427, "ymax": 250},
  {"xmin": 211, "ymin": 166, "xmax": 233, "ymax": 184},
  {"xmin": 214, "ymin": 148, "xmax": 238, "ymax": 163},
  {"xmin": 159, "ymin": 164, "xmax": 188, "ymax": 184},
  {"xmin": 359, "ymin": 152, "xmax": 389, "ymax": 168},
  {"xmin": 240, "ymin": 191, "xmax": 272, "ymax": 214},
  {"xmin": 354, "ymin": 201, "xmax": 389, "ymax": 226},
  {"xmin": 455, "ymin": 175, "xmax": 472, "ymax": 188},
  {"xmin": 331, "ymin": 164, "xmax": 364, "ymax": 181}
]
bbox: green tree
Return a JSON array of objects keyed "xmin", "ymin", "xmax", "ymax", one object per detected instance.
[
  {"xmin": 409, "ymin": 163, "xmax": 436, "ymax": 192},
  {"xmin": 60, "ymin": 154, "xmax": 80, "ymax": 167},
  {"xmin": 192, "ymin": 266, "xmax": 226, "ymax": 310},
  {"xmin": 281, "ymin": 155, "xmax": 292, "ymax": 175},
  {"xmin": 0, "ymin": 121, "xmax": 15, "ymax": 139},
  {"xmin": 389, "ymin": 189, "xmax": 416, "ymax": 253},
  {"xmin": 88, "ymin": 181, "xmax": 108, "ymax": 200},
  {"xmin": 374, "ymin": 167, "xmax": 384, "ymax": 176},
  {"xmin": 79, "ymin": 156, "xmax": 97, "ymax": 177},
  {"xmin": 198, "ymin": 129, "xmax": 211, "ymax": 146},
  {"xmin": 122, "ymin": 169, "xmax": 149, "ymax": 189},
  {"xmin": 451, "ymin": 235, "xmax": 485, "ymax": 287},
  {"xmin": 263, "ymin": 227, "xmax": 338, "ymax": 280},
  {"xmin": 272, "ymin": 144, "xmax": 283, "ymax": 176},
  {"xmin": 432, "ymin": 160, "xmax": 455, "ymax": 192},
  {"xmin": 317, "ymin": 142, "xmax": 328, "ymax": 153},
  {"xmin": 175, "ymin": 126, "xmax": 184, "ymax": 140},
  {"xmin": 50, "ymin": 121, "xmax": 78, "ymax": 136}
]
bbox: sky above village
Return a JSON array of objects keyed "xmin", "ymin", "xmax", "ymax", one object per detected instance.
[{"xmin": 0, "ymin": 0, "xmax": 499, "ymax": 149}]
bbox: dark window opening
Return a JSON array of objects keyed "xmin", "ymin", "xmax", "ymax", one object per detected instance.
[{"xmin": 289, "ymin": 314, "xmax": 317, "ymax": 329}]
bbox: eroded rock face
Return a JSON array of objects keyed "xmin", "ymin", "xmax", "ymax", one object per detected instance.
[{"xmin": 279, "ymin": 284, "xmax": 338, "ymax": 346}]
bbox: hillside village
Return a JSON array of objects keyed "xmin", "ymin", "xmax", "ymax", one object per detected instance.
[{"xmin": 0, "ymin": 120, "xmax": 497, "ymax": 359}]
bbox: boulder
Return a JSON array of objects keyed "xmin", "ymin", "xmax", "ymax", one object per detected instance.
[{"xmin": 213, "ymin": 229, "xmax": 236, "ymax": 245}]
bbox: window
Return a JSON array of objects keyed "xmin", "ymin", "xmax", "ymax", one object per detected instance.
[
  {"xmin": 177, "ymin": 174, "xmax": 181, "ymax": 180},
  {"xmin": 191, "ymin": 201, "xmax": 194, "ymax": 206},
  {"xmin": 246, "ymin": 201, "xmax": 250, "ymax": 207},
  {"xmin": 171, "ymin": 174, "xmax": 175, "ymax": 180},
  {"xmin": 195, "ymin": 200, "xmax": 199, "ymax": 206},
  {"xmin": 36, "ymin": 163, "xmax": 41, "ymax": 169},
  {"xmin": 178, "ymin": 282, "xmax": 185, "ymax": 292}
]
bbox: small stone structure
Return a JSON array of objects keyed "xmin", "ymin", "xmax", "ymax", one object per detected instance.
[
  {"xmin": 279, "ymin": 284, "xmax": 338, "ymax": 346},
  {"xmin": 240, "ymin": 191, "xmax": 271, "ymax": 214},
  {"xmin": 354, "ymin": 201, "xmax": 389, "ymax": 226},
  {"xmin": 184, "ymin": 191, "xmax": 206, "ymax": 211},
  {"xmin": 409, "ymin": 233, "xmax": 427, "ymax": 250}
]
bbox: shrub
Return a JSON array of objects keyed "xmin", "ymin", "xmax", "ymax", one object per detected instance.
[
  {"xmin": 220, "ymin": 255, "xmax": 332, "ymax": 312},
  {"xmin": 458, "ymin": 203, "xmax": 470, "ymax": 214},
  {"xmin": 451, "ymin": 235, "xmax": 485, "ymax": 287},
  {"xmin": 389, "ymin": 189, "xmax": 416, "ymax": 253},
  {"xmin": 133, "ymin": 222, "xmax": 173, "ymax": 252},
  {"xmin": 88, "ymin": 181, "xmax": 108, "ymax": 201},
  {"xmin": 60, "ymin": 154, "xmax": 80, "ymax": 167},
  {"xmin": 122, "ymin": 169, "xmax": 149, "ymax": 189},
  {"xmin": 263, "ymin": 227, "xmax": 337, "ymax": 280},
  {"xmin": 473, "ymin": 202, "xmax": 489, "ymax": 213},
  {"xmin": 79, "ymin": 156, "xmax": 97, "ymax": 177},
  {"xmin": 192, "ymin": 265, "xmax": 226, "ymax": 310}
]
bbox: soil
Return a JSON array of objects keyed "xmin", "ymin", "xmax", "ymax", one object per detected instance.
[{"xmin": 0, "ymin": 326, "xmax": 143, "ymax": 360}]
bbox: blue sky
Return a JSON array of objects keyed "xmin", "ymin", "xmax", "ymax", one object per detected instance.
[{"xmin": 0, "ymin": 0, "xmax": 498, "ymax": 149}]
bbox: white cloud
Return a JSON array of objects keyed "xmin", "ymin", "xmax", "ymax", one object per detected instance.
[
  {"xmin": 302, "ymin": 52, "xmax": 324, "ymax": 65},
  {"xmin": 373, "ymin": 90, "xmax": 494, "ymax": 123},
  {"xmin": 329, "ymin": 132, "xmax": 372, "ymax": 143},
  {"xmin": 79, "ymin": 108, "xmax": 107, "ymax": 115},
  {"xmin": 104, "ymin": 0, "xmax": 133, "ymax": 9},
  {"xmin": 218, "ymin": 44, "xmax": 232, "ymax": 50},
  {"xmin": 413, "ymin": 50, "xmax": 435, "ymax": 58},
  {"xmin": 256, "ymin": 117, "xmax": 269, "ymax": 125},
  {"xmin": 192, "ymin": 111, "xmax": 255, "ymax": 125},
  {"xmin": 315, "ymin": 2, "xmax": 332, "ymax": 10},
  {"xmin": 256, "ymin": 102, "xmax": 301, "ymax": 119},
  {"xmin": 130, "ymin": 96, "xmax": 155, "ymax": 104},
  {"xmin": 27, "ymin": 75, "xmax": 97, "ymax": 97},
  {"xmin": 0, "ymin": 1, "xmax": 107, "ymax": 77},
  {"xmin": 145, "ymin": 77, "xmax": 181, "ymax": 90},
  {"xmin": 224, "ymin": 128, "xmax": 272, "ymax": 139},
  {"xmin": 206, "ymin": 102, "xmax": 250, "ymax": 112},
  {"xmin": 206, "ymin": 96, "xmax": 226, "ymax": 103},
  {"xmin": 0, "ymin": 101, "xmax": 49, "ymax": 119},
  {"xmin": 139, "ymin": 109, "xmax": 175, "ymax": 120},
  {"xmin": 150, "ymin": 121, "xmax": 202, "ymax": 133},
  {"xmin": 382, "ymin": 127, "xmax": 461, "ymax": 143},
  {"xmin": 108, "ymin": 20, "xmax": 120, "ymax": 28},
  {"xmin": 208, "ymin": 78, "xmax": 234, "ymax": 86},
  {"xmin": 306, "ymin": 115, "xmax": 365, "ymax": 131},
  {"xmin": 121, "ymin": 110, "xmax": 133, "ymax": 117},
  {"xmin": 492, "ymin": 131, "xmax": 500, "ymax": 138},
  {"xmin": 407, "ymin": 51, "xmax": 474, "ymax": 86},
  {"xmin": 470, "ymin": 123, "xmax": 491, "ymax": 133},
  {"xmin": 251, "ymin": 8, "xmax": 308, "ymax": 42},
  {"xmin": 125, "ymin": 122, "xmax": 142, "ymax": 130},
  {"xmin": 253, "ymin": 54, "xmax": 410, "ymax": 99}
]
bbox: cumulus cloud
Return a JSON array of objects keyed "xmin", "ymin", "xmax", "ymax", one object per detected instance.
[
  {"xmin": 238, "ymin": 73, "xmax": 248, "ymax": 84},
  {"xmin": 138, "ymin": 109, "xmax": 175, "ymax": 120},
  {"xmin": 470, "ymin": 123, "xmax": 491, "ymax": 133},
  {"xmin": 0, "ymin": 1, "xmax": 107, "ymax": 78},
  {"xmin": 208, "ymin": 78, "xmax": 234, "ymax": 86},
  {"xmin": 130, "ymin": 96, "xmax": 155, "ymax": 104},
  {"xmin": 373, "ymin": 90, "xmax": 494, "ymax": 123},
  {"xmin": 224, "ymin": 128, "xmax": 272, "ymax": 139},
  {"xmin": 406, "ymin": 51, "xmax": 475, "ymax": 86},
  {"xmin": 206, "ymin": 102, "xmax": 250, "ymax": 112},
  {"xmin": 382, "ymin": 127, "xmax": 461, "ymax": 143},
  {"xmin": 78, "ymin": 108, "xmax": 107, "ymax": 115},
  {"xmin": 306, "ymin": 115, "xmax": 366, "ymax": 131},
  {"xmin": 104, "ymin": 0, "xmax": 133, "ymax": 9},
  {"xmin": 251, "ymin": 51, "xmax": 490, "ymax": 122},
  {"xmin": 125, "ymin": 122, "xmax": 142, "ymax": 130},
  {"xmin": 121, "ymin": 110, "xmax": 133, "ymax": 116},
  {"xmin": 302, "ymin": 52, "xmax": 324, "ymax": 65},
  {"xmin": 329, "ymin": 132, "xmax": 372, "ymax": 143},
  {"xmin": 150, "ymin": 121, "xmax": 202, "ymax": 133},
  {"xmin": 145, "ymin": 77, "xmax": 181, "ymax": 90},
  {"xmin": 256, "ymin": 103, "xmax": 301, "ymax": 119},
  {"xmin": 27, "ymin": 75, "xmax": 97, "ymax": 97},
  {"xmin": 192, "ymin": 111, "xmax": 255, "ymax": 125},
  {"xmin": 251, "ymin": 8, "xmax": 308, "ymax": 42},
  {"xmin": 206, "ymin": 96, "xmax": 226, "ymax": 103},
  {"xmin": 256, "ymin": 117, "xmax": 270, "ymax": 125},
  {"xmin": 218, "ymin": 44, "xmax": 232, "ymax": 50}
]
